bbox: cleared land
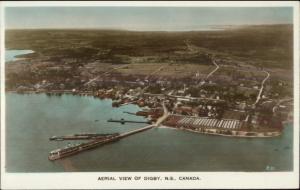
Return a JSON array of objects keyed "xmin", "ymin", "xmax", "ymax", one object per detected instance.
[
  {"xmin": 5, "ymin": 25, "xmax": 293, "ymax": 95},
  {"xmin": 116, "ymin": 63, "xmax": 213, "ymax": 78}
]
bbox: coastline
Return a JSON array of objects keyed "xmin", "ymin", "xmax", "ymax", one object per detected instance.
[
  {"xmin": 159, "ymin": 125, "xmax": 282, "ymax": 138},
  {"xmin": 5, "ymin": 49, "xmax": 35, "ymax": 63},
  {"xmin": 6, "ymin": 91, "xmax": 287, "ymax": 138},
  {"xmin": 5, "ymin": 89, "xmax": 294, "ymax": 172}
]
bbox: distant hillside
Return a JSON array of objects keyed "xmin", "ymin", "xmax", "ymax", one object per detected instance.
[
  {"xmin": 6, "ymin": 24, "xmax": 293, "ymax": 69},
  {"xmin": 186, "ymin": 25, "xmax": 293, "ymax": 69}
]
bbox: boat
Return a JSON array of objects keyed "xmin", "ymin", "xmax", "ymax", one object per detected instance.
[
  {"xmin": 49, "ymin": 133, "xmax": 119, "ymax": 141},
  {"xmin": 48, "ymin": 135, "xmax": 120, "ymax": 161}
]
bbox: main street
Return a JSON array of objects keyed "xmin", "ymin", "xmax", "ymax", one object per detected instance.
[{"xmin": 155, "ymin": 102, "xmax": 170, "ymax": 127}]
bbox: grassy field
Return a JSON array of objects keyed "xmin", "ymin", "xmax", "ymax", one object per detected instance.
[{"xmin": 116, "ymin": 63, "xmax": 213, "ymax": 78}]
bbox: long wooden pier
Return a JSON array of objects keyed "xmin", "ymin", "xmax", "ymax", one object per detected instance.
[
  {"xmin": 123, "ymin": 111, "xmax": 137, "ymax": 115},
  {"xmin": 107, "ymin": 119, "xmax": 151, "ymax": 124},
  {"xmin": 49, "ymin": 125, "xmax": 154, "ymax": 160},
  {"xmin": 49, "ymin": 102, "xmax": 168, "ymax": 160},
  {"xmin": 118, "ymin": 125, "xmax": 154, "ymax": 138},
  {"xmin": 49, "ymin": 133, "xmax": 119, "ymax": 141}
]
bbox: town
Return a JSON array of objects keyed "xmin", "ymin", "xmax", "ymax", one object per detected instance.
[
  {"xmin": 7, "ymin": 48, "xmax": 292, "ymax": 138},
  {"xmin": 5, "ymin": 26, "xmax": 293, "ymax": 140}
]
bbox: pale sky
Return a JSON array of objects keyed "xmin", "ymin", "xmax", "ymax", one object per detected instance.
[{"xmin": 5, "ymin": 7, "xmax": 293, "ymax": 31}]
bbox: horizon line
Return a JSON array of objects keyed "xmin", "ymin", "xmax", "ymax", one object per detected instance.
[{"xmin": 5, "ymin": 23, "xmax": 293, "ymax": 32}]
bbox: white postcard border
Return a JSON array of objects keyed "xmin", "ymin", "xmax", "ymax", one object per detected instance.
[{"xmin": 1, "ymin": 1, "xmax": 299, "ymax": 189}]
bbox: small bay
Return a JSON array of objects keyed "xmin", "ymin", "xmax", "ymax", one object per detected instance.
[{"xmin": 5, "ymin": 49, "xmax": 34, "ymax": 62}]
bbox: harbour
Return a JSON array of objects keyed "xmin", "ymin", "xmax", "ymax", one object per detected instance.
[
  {"xmin": 1, "ymin": 4, "xmax": 297, "ymax": 190},
  {"xmin": 5, "ymin": 93, "xmax": 293, "ymax": 172},
  {"xmin": 48, "ymin": 126, "xmax": 154, "ymax": 161}
]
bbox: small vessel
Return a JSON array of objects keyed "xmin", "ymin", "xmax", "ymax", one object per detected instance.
[
  {"xmin": 48, "ymin": 134, "xmax": 120, "ymax": 161},
  {"xmin": 49, "ymin": 133, "xmax": 119, "ymax": 141}
]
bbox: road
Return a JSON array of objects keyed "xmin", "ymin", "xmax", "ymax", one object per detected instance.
[
  {"xmin": 206, "ymin": 58, "xmax": 220, "ymax": 79},
  {"xmin": 184, "ymin": 39, "xmax": 199, "ymax": 53},
  {"xmin": 145, "ymin": 65, "xmax": 166, "ymax": 81},
  {"xmin": 245, "ymin": 70, "xmax": 270, "ymax": 122},
  {"xmin": 254, "ymin": 70, "xmax": 270, "ymax": 105},
  {"xmin": 272, "ymin": 98, "xmax": 293, "ymax": 113},
  {"xmin": 84, "ymin": 64, "xmax": 129, "ymax": 86},
  {"xmin": 184, "ymin": 40, "xmax": 220, "ymax": 84},
  {"xmin": 154, "ymin": 102, "xmax": 170, "ymax": 127}
]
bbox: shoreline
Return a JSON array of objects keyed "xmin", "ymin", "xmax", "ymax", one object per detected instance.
[
  {"xmin": 6, "ymin": 91, "xmax": 288, "ymax": 138},
  {"xmin": 5, "ymin": 49, "xmax": 35, "ymax": 63},
  {"xmin": 159, "ymin": 125, "xmax": 282, "ymax": 138}
]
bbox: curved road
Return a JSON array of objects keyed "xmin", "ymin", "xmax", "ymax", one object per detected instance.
[
  {"xmin": 206, "ymin": 58, "xmax": 220, "ymax": 79},
  {"xmin": 184, "ymin": 40, "xmax": 220, "ymax": 80},
  {"xmin": 272, "ymin": 98, "xmax": 293, "ymax": 113},
  {"xmin": 254, "ymin": 70, "xmax": 270, "ymax": 105},
  {"xmin": 245, "ymin": 70, "xmax": 270, "ymax": 122}
]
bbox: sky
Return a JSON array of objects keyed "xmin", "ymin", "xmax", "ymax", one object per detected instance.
[{"xmin": 5, "ymin": 7, "xmax": 293, "ymax": 31}]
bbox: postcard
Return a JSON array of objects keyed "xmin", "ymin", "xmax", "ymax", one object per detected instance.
[{"xmin": 0, "ymin": 1, "xmax": 299, "ymax": 189}]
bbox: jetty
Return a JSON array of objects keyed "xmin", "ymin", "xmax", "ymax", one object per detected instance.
[
  {"xmin": 107, "ymin": 118, "xmax": 151, "ymax": 124},
  {"xmin": 123, "ymin": 111, "xmax": 137, "ymax": 115},
  {"xmin": 48, "ymin": 125, "xmax": 154, "ymax": 161},
  {"xmin": 48, "ymin": 102, "xmax": 169, "ymax": 161},
  {"xmin": 49, "ymin": 133, "xmax": 119, "ymax": 141},
  {"xmin": 118, "ymin": 125, "xmax": 154, "ymax": 138}
]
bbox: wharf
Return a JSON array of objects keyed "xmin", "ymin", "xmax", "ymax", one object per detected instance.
[
  {"xmin": 119, "ymin": 125, "xmax": 154, "ymax": 138},
  {"xmin": 123, "ymin": 111, "xmax": 137, "ymax": 115},
  {"xmin": 49, "ymin": 133, "xmax": 119, "ymax": 141},
  {"xmin": 107, "ymin": 118, "xmax": 151, "ymax": 124},
  {"xmin": 48, "ymin": 102, "xmax": 168, "ymax": 161},
  {"xmin": 49, "ymin": 125, "xmax": 154, "ymax": 161}
]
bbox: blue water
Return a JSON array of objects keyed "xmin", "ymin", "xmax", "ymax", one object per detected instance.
[
  {"xmin": 5, "ymin": 49, "xmax": 34, "ymax": 62},
  {"xmin": 5, "ymin": 93, "xmax": 293, "ymax": 172}
]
